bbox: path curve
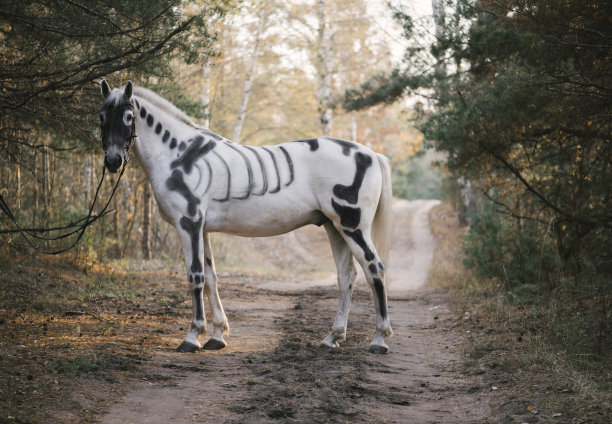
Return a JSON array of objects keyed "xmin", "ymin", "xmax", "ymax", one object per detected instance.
[{"xmin": 387, "ymin": 199, "xmax": 441, "ymax": 295}]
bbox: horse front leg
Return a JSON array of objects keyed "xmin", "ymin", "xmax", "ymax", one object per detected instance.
[
  {"xmin": 201, "ymin": 232, "xmax": 229, "ymax": 350},
  {"xmin": 176, "ymin": 212, "xmax": 206, "ymax": 353}
]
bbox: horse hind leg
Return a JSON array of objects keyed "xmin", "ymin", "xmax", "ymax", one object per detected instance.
[
  {"xmin": 321, "ymin": 222, "xmax": 357, "ymax": 348},
  {"xmin": 339, "ymin": 224, "xmax": 392, "ymax": 354}
]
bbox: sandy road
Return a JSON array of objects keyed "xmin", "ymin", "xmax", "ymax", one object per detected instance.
[{"xmin": 100, "ymin": 200, "xmax": 490, "ymax": 423}]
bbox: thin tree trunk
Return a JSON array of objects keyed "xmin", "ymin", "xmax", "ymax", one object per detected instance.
[
  {"xmin": 201, "ymin": 57, "xmax": 211, "ymax": 128},
  {"xmin": 33, "ymin": 150, "xmax": 38, "ymax": 227},
  {"xmin": 16, "ymin": 152, "xmax": 21, "ymax": 211},
  {"xmin": 350, "ymin": 113, "xmax": 357, "ymax": 142},
  {"xmin": 42, "ymin": 137, "xmax": 50, "ymax": 222},
  {"xmin": 121, "ymin": 188, "xmax": 139, "ymax": 259},
  {"xmin": 317, "ymin": 0, "xmax": 334, "ymax": 136},
  {"xmin": 233, "ymin": 4, "xmax": 266, "ymax": 143},
  {"xmin": 431, "ymin": 0, "xmax": 446, "ymax": 75}
]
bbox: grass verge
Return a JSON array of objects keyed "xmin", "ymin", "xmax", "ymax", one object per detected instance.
[{"xmin": 428, "ymin": 203, "xmax": 611, "ymax": 423}]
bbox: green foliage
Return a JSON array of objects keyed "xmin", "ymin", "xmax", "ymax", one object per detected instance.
[
  {"xmin": 0, "ymin": 0, "xmax": 226, "ymax": 154},
  {"xmin": 463, "ymin": 202, "xmax": 560, "ymax": 290},
  {"xmin": 391, "ymin": 151, "xmax": 444, "ymax": 200},
  {"xmin": 345, "ymin": 0, "xmax": 612, "ymax": 280}
]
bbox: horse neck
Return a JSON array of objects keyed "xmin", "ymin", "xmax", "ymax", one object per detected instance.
[{"xmin": 132, "ymin": 96, "xmax": 196, "ymax": 177}]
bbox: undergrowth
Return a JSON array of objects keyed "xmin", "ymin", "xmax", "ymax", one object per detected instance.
[{"xmin": 428, "ymin": 203, "xmax": 611, "ymax": 422}]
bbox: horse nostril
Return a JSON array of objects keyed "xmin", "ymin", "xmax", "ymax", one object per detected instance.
[{"xmin": 104, "ymin": 154, "xmax": 123, "ymax": 172}]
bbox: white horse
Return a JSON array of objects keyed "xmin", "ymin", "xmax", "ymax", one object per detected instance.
[{"xmin": 99, "ymin": 80, "xmax": 393, "ymax": 353}]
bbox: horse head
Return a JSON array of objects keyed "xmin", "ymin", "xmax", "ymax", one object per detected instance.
[{"xmin": 99, "ymin": 79, "xmax": 135, "ymax": 173}]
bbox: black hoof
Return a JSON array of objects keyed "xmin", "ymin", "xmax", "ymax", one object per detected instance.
[
  {"xmin": 369, "ymin": 344, "xmax": 388, "ymax": 354},
  {"xmin": 176, "ymin": 341, "xmax": 199, "ymax": 353},
  {"xmin": 202, "ymin": 338, "xmax": 226, "ymax": 350}
]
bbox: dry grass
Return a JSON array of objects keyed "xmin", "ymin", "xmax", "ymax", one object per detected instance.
[
  {"xmin": 426, "ymin": 202, "xmax": 472, "ymax": 289},
  {"xmin": 426, "ymin": 202, "xmax": 612, "ymax": 423}
]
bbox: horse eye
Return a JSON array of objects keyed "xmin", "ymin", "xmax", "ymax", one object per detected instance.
[{"xmin": 123, "ymin": 110, "xmax": 134, "ymax": 126}]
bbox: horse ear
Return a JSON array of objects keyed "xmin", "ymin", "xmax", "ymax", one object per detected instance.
[
  {"xmin": 124, "ymin": 81, "xmax": 133, "ymax": 99},
  {"xmin": 101, "ymin": 79, "xmax": 111, "ymax": 99}
]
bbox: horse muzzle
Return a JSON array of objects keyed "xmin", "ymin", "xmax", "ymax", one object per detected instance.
[{"xmin": 104, "ymin": 152, "xmax": 124, "ymax": 173}]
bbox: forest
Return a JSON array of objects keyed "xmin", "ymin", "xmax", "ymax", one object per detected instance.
[{"xmin": 0, "ymin": 0, "xmax": 610, "ymax": 422}]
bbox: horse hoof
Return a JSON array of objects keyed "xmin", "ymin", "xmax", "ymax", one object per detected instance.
[
  {"xmin": 202, "ymin": 338, "xmax": 226, "ymax": 350},
  {"xmin": 176, "ymin": 341, "xmax": 199, "ymax": 353},
  {"xmin": 320, "ymin": 339, "xmax": 340, "ymax": 349},
  {"xmin": 368, "ymin": 344, "xmax": 388, "ymax": 354}
]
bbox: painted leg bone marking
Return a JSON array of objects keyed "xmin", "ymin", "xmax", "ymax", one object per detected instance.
[
  {"xmin": 166, "ymin": 169, "xmax": 200, "ymax": 216},
  {"xmin": 331, "ymin": 198, "xmax": 361, "ymax": 229},
  {"xmin": 180, "ymin": 212, "xmax": 204, "ymax": 277},
  {"xmin": 193, "ymin": 286, "xmax": 204, "ymax": 322},
  {"xmin": 343, "ymin": 228, "xmax": 375, "ymax": 262},
  {"xmin": 171, "ymin": 135, "xmax": 217, "ymax": 173},
  {"xmin": 333, "ymin": 152, "xmax": 373, "ymax": 204},
  {"xmin": 372, "ymin": 277, "xmax": 388, "ymax": 319}
]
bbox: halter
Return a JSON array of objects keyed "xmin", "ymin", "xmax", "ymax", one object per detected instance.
[
  {"xmin": 123, "ymin": 102, "xmax": 138, "ymax": 162},
  {"xmin": 101, "ymin": 101, "xmax": 137, "ymax": 163}
]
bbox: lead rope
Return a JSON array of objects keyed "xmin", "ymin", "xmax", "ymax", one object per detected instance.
[
  {"xmin": 1, "ymin": 109, "xmax": 135, "ymax": 254},
  {"xmin": 45, "ymin": 162, "xmax": 127, "ymax": 254},
  {"xmin": 0, "ymin": 162, "xmax": 127, "ymax": 254}
]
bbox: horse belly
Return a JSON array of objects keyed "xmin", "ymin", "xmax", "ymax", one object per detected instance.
[{"xmin": 205, "ymin": 199, "xmax": 327, "ymax": 237}]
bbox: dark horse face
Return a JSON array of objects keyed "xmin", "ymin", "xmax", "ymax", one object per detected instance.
[{"xmin": 99, "ymin": 80, "xmax": 135, "ymax": 173}]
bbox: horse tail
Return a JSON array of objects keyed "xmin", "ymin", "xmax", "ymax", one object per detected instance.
[{"xmin": 372, "ymin": 154, "xmax": 393, "ymax": 269}]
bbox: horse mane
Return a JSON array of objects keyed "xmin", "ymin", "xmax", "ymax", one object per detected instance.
[{"xmin": 131, "ymin": 86, "xmax": 198, "ymax": 128}]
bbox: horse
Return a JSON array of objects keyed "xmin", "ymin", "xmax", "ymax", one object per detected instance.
[{"xmin": 98, "ymin": 80, "xmax": 393, "ymax": 354}]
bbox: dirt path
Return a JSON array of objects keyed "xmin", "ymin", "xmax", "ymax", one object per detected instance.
[{"xmin": 99, "ymin": 200, "xmax": 490, "ymax": 423}]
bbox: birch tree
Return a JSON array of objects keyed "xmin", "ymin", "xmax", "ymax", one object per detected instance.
[
  {"xmin": 316, "ymin": 0, "xmax": 334, "ymax": 136},
  {"xmin": 233, "ymin": 3, "xmax": 268, "ymax": 142}
]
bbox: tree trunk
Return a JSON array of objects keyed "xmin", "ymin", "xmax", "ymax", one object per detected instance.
[
  {"xmin": 233, "ymin": 4, "xmax": 267, "ymax": 143},
  {"xmin": 42, "ymin": 137, "xmax": 50, "ymax": 222},
  {"xmin": 16, "ymin": 150, "xmax": 21, "ymax": 211},
  {"xmin": 317, "ymin": 0, "xmax": 334, "ymax": 136},
  {"xmin": 431, "ymin": 0, "xmax": 446, "ymax": 75},
  {"xmin": 201, "ymin": 57, "xmax": 211, "ymax": 128}
]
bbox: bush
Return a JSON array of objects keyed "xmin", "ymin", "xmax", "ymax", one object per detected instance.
[{"xmin": 463, "ymin": 202, "xmax": 560, "ymax": 291}]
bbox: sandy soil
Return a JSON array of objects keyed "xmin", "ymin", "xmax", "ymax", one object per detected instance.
[{"xmin": 97, "ymin": 199, "xmax": 491, "ymax": 423}]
